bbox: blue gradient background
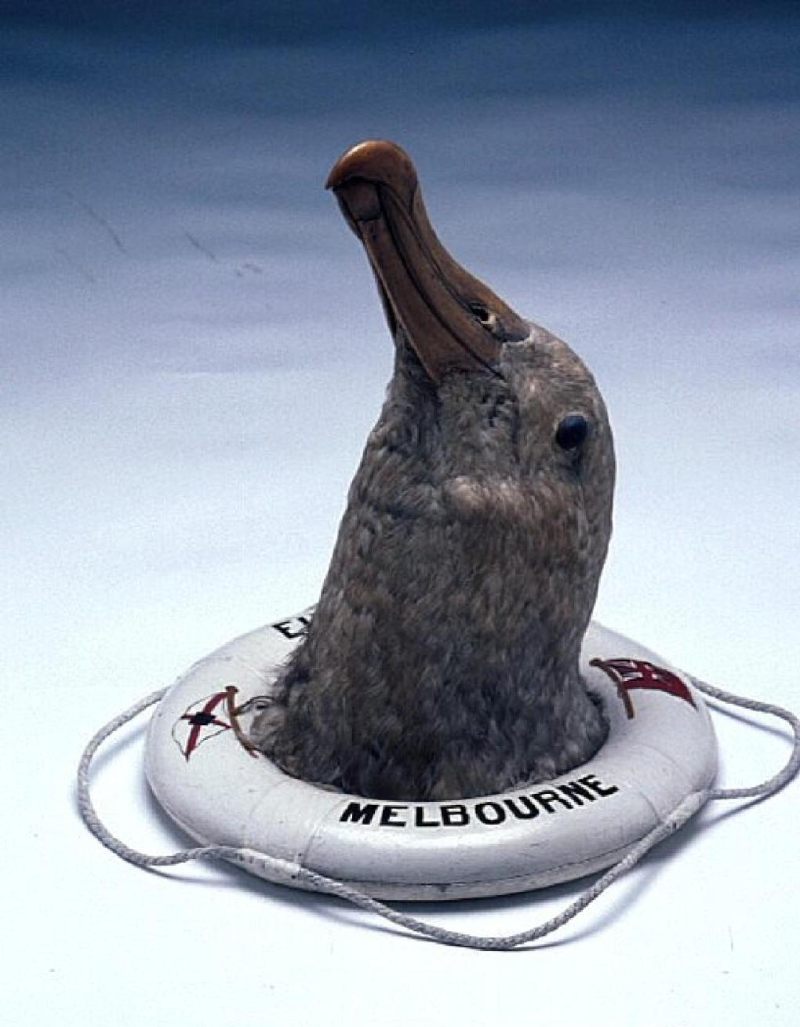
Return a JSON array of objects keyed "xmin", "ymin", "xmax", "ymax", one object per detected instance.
[{"xmin": 4, "ymin": 4, "xmax": 798, "ymax": 1024}]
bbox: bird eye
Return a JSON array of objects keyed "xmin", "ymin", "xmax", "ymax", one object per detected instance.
[
  {"xmin": 469, "ymin": 303, "xmax": 497, "ymax": 329},
  {"xmin": 555, "ymin": 414, "xmax": 589, "ymax": 451}
]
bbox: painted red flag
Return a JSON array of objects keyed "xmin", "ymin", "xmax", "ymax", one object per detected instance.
[
  {"xmin": 172, "ymin": 686, "xmax": 269, "ymax": 761},
  {"xmin": 590, "ymin": 657, "xmax": 696, "ymax": 719},
  {"xmin": 172, "ymin": 689, "xmax": 233, "ymax": 760}
]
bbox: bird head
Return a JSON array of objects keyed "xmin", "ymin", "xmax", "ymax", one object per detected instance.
[
  {"xmin": 326, "ymin": 140, "xmax": 615, "ymax": 648},
  {"xmin": 251, "ymin": 142, "xmax": 616, "ymax": 799}
]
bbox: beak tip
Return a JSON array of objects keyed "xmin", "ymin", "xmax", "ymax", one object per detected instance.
[{"xmin": 325, "ymin": 139, "xmax": 417, "ymax": 195}]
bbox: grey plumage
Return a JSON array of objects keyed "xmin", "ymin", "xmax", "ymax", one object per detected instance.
[
  {"xmin": 250, "ymin": 140, "xmax": 615, "ymax": 800},
  {"xmin": 251, "ymin": 324, "xmax": 615, "ymax": 800}
]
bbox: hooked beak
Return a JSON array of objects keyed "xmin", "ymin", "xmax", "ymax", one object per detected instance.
[{"xmin": 326, "ymin": 140, "xmax": 528, "ymax": 382}]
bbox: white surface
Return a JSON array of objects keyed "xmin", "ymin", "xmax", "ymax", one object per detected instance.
[{"xmin": 3, "ymin": 8, "xmax": 799, "ymax": 1027}]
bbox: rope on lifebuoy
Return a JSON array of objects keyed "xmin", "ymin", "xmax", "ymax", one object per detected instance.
[{"xmin": 76, "ymin": 677, "xmax": 800, "ymax": 950}]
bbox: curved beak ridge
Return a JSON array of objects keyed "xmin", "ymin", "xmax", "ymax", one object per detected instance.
[{"xmin": 326, "ymin": 140, "xmax": 528, "ymax": 382}]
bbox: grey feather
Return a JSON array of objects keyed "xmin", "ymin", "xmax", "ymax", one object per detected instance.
[{"xmin": 250, "ymin": 323, "xmax": 615, "ymax": 800}]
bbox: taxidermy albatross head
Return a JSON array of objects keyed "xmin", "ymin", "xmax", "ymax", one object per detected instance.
[{"xmin": 250, "ymin": 140, "xmax": 616, "ymax": 801}]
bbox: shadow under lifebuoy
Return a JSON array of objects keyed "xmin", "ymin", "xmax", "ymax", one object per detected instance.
[{"xmin": 125, "ymin": 780, "xmax": 720, "ymax": 950}]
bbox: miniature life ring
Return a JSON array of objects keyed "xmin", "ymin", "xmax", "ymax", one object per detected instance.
[{"xmin": 144, "ymin": 608, "xmax": 718, "ymax": 901}]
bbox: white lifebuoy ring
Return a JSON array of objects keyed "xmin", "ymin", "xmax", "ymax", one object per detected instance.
[{"xmin": 145, "ymin": 609, "xmax": 717, "ymax": 901}]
